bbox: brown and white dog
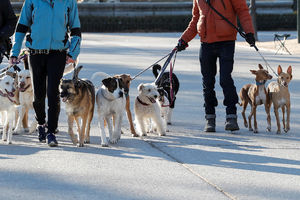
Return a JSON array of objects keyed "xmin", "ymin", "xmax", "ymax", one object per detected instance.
[
  {"xmin": 59, "ymin": 66, "xmax": 95, "ymax": 147},
  {"xmin": 239, "ymin": 64, "xmax": 272, "ymax": 133},
  {"xmin": 113, "ymin": 74, "xmax": 138, "ymax": 137},
  {"xmin": 95, "ymin": 76, "xmax": 126, "ymax": 146},
  {"xmin": 267, "ymin": 65, "xmax": 292, "ymax": 134}
]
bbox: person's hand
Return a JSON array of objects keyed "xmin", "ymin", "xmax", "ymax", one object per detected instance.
[
  {"xmin": 9, "ymin": 56, "xmax": 18, "ymax": 65},
  {"xmin": 245, "ymin": 33, "xmax": 255, "ymax": 47},
  {"xmin": 66, "ymin": 55, "xmax": 76, "ymax": 65},
  {"xmin": 176, "ymin": 39, "xmax": 189, "ymax": 52}
]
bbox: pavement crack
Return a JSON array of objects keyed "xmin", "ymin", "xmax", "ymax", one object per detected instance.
[{"xmin": 143, "ymin": 139, "xmax": 238, "ymax": 200}]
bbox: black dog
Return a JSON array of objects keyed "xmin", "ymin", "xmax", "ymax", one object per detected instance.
[{"xmin": 152, "ymin": 64, "xmax": 180, "ymax": 125}]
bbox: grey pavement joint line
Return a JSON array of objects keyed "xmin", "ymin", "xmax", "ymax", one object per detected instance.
[{"xmin": 144, "ymin": 139, "xmax": 237, "ymax": 200}]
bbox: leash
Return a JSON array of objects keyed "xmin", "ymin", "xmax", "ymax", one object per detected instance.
[
  {"xmin": 154, "ymin": 48, "xmax": 177, "ymax": 85},
  {"xmin": 131, "ymin": 50, "xmax": 174, "ymax": 81},
  {"xmin": 206, "ymin": 0, "xmax": 278, "ymax": 77}
]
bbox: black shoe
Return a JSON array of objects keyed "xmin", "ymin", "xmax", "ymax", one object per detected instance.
[
  {"xmin": 47, "ymin": 133, "xmax": 58, "ymax": 147},
  {"xmin": 38, "ymin": 125, "xmax": 46, "ymax": 143},
  {"xmin": 225, "ymin": 115, "xmax": 239, "ymax": 131},
  {"xmin": 204, "ymin": 114, "xmax": 216, "ymax": 132}
]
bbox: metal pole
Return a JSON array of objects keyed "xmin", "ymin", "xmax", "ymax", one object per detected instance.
[
  {"xmin": 249, "ymin": 0, "xmax": 258, "ymax": 41},
  {"xmin": 298, "ymin": 0, "xmax": 300, "ymax": 43}
]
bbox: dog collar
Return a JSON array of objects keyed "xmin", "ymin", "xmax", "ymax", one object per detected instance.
[
  {"xmin": 18, "ymin": 84, "xmax": 30, "ymax": 92},
  {"xmin": 256, "ymin": 80, "xmax": 266, "ymax": 86},
  {"xmin": 0, "ymin": 90, "xmax": 18, "ymax": 105},
  {"xmin": 137, "ymin": 97, "xmax": 150, "ymax": 106}
]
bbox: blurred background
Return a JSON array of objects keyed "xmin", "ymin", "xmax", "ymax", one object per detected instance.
[{"xmin": 10, "ymin": 0, "xmax": 298, "ymax": 36}]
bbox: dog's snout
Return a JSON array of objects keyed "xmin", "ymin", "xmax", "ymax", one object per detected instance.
[
  {"xmin": 154, "ymin": 95, "xmax": 158, "ymax": 99},
  {"xmin": 20, "ymin": 82, "xmax": 25, "ymax": 88}
]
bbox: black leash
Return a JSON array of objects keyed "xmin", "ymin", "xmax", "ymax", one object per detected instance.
[
  {"xmin": 206, "ymin": 0, "xmax": 278, "ymax": 77},
  {"xmin": 154, "ymin": 48, "xmax": 177, "ymax": 85},
  {"xmin": 131, "ymin": 49, "xmax": 176, "ymax": 81}
]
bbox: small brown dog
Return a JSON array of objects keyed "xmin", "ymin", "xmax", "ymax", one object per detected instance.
[
  {"xmin": 239, "ymin": 64, "xmax": 273, "ymax": 133},
  {"xmin": 114, "ymin": 74, "xmax": 138, "ymax": 137},
  {"xmin": 59, "ymin": 66, "xmax": 95, "ymax": 147},
  {"xmin": 267, "ymin": 65, "xmax": 292, "ymax": 134}
]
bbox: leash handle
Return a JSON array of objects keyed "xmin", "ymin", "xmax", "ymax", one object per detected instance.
[{"xmin": 154, "ymin": 48, "xmax": 177, "ymax": 85}]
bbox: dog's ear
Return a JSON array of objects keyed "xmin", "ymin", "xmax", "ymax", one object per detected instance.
[
  {"xmin": 102, "ymin": 77, "xmax": 113, "ymax": 88},
  {"xmin": 287, "ymin": 66, "xmax": 292, "ymax": 75},
  {"xmin": 258, "ymin": 64, "xmax": 263, "ymax": 70},
  {"xmin": 250, "ymin": 70, "xmax": 257, "ymax": 75},
  {"xmin": 277, "ymin": 65, "xmax": 282, "ymax": 75},
  {"xmin": 287, "ymin": 66, "xmax": 292, "ymax": 80},
  {"xmin": 72, "ymin": 65, "xmax": 83, "ymax": 80},
  {"xmin": 137, "ymin": 83, "xmax": 144, "ymax": 91}
]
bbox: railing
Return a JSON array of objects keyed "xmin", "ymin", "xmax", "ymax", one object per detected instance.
[{"xmin": 12, "ymin": 1, "xmax": 294, "ymax": 16}]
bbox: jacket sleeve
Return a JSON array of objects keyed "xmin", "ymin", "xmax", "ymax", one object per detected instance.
[
  {"xmin": 0, "ymin": 0, "xmax": 17, "ymax": 38},
  {"xmin": 67, "ymin": 0, "xmax": 81, "ymax": 60},
  {"xmin": 232, "ymin": 0, "xmax": 254, "ymax": 34},
  {"xmin": 11, "ymin": 0, "xmax": 32, "ymax": 57},
  {"xmin": 180, "ymin": 0, "xmax": 200, "ymax": 43}
]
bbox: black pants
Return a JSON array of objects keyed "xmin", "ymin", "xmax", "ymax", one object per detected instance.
[
  {"xmin": 200, "ymin": 41, "xmax": 238, "ymax": 115},
  {"xmin": 29, "ymin": 51, "xmax": 66, "ymax": 133}
]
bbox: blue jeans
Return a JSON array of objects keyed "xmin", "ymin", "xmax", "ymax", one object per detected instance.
[{"xmin": 199, "ymin": 40, "xmax": 238, "ymax": 115}]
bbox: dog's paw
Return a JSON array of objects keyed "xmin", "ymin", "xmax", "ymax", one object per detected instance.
[
  {"xmin": 253, "ymin": 129, "xmax": 258, "ymax": 134},
  {"xmin": 24, "ymin": 128, "xmax": 29, "ymax": 133},
  {"xmin": 77, "ymin": 143, "xmax": 84, "ymax": 147},
  {"xmin": 276, "ymin": 130, "xmax": 281, "ymax": 134},
  {"xmin": 101, "ymin": 143, "xmax": 109, "ymax": 147},
  {"xmin": 249, "ymin": 128, "xmax": 253, "ymax": 131},
  {"xmin": 132, "ymin": 133, "xmax": 139, "ymax": 137},
  {"xmin": 284, "ymin": 128, "xmax": 289, "ymax": 133},
  {"xmin": 244, "ymin": 123, "xmax": 248, "ymax": 128},
  {"xmin": 167, "ymin": 122, "xmax": 172, "ymax": 125},
  {"xmin": 159, "ymin": 132, "xmax": 166, "ymax": 136},
  {"xmin": 84, "ymin": 140, "xmax": 90, "ymax": 144},
  {"xmin": 266, "ymin": 126, "xmax": 271, "ymax": 132},
  {"xmin": 109, "ymin": 138, "xmax": 119, "ymax": 144}
]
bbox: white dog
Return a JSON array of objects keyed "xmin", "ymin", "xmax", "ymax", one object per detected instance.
[
  {"xmin": 14, "ymin": 69, "xmax": 38, "ymax": 134},
  {"xmin": 95, "ymin": 76, "xmax": 126, "ymax": 147},
  {"xmin": 134, "ymin": 83, "xmax": 166, "ymax": 136},
  {"xmin": 0, "ymin": 75, "xmax": 18, "ymax": 144}
]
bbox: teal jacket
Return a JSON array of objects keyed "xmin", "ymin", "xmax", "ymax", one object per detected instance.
[{"xmin": 11, "ymin": 0, "xmax": 81, "ymax": 59}]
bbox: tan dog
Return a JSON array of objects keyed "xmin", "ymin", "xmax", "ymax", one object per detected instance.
[
  {"xmin": 239, "ymin": 64, "xmax": 272, "ymax": 133},
  {"xmin": 59, "ymin": 66, "xmax": 95, "ymax": 147},
  {"xmin": 114, "ymin": 74, "xmax": 138, "ymax": 137},
  {"xmin": 267, "ymin": 65, "xmax": 292, "ymax": 134}
]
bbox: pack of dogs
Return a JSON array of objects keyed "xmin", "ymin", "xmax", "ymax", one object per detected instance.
[{"xmin": 0, "ymin": 52, "xmax": 293, "ymax": 146}]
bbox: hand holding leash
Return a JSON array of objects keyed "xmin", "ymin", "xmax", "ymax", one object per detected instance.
[{"xmin": 176, "ymin": 39, "xmax": 189, "ymax": 52}]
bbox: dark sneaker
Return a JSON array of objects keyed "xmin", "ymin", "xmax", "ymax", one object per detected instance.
[
  {"xmin": 225, "ymin": 115, "xmax": 240, "ymax": 131},
  {"xmin": 47, "ymin": 133, "xmax": 58, "ymax": 147},
  {"xmin": 204, "ymin": 114, "xmax": 216, "ymax": 132},
  {"xmin": 38, "ymin": 125, "xmax": 46, "ymax": 143}
]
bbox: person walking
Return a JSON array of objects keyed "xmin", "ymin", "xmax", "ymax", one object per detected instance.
[
  {"xmin": 176, "ymin": 0, "xmax": 255, "ymax": 132},
  {"xmin": 0, "ymin": 0, "xmax": 17, "ymax": 64},
  {"xmin": 10, "ymin": 0, "xmax": 81, "ymax": 146}
]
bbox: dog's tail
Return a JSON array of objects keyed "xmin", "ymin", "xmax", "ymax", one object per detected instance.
[
  {"xmin": 91, "ymin": 72, "xmax": 111, "ymax": 80},
  {"xmin": 152, "ymin": 64, "xmax": 161, "ymax": 78}
]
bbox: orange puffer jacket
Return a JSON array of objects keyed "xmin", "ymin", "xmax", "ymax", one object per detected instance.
[{"xmin": 181, "ymin": 0, "xmax": 254, "ymax": 44}]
